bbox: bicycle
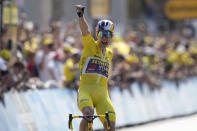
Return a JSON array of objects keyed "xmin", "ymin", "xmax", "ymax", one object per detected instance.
[{"xmin": 68, "ymin": 112, "xmax": 111, "ymax": 131}]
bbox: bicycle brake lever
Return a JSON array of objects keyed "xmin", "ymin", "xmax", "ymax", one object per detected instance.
[
  {"xmin": 105, "ymin": 112, "xmax": 110, "ymax": 130},
  {"xmin": 69, "ymin": 114, "xmax": 73, "ymax": 130}
]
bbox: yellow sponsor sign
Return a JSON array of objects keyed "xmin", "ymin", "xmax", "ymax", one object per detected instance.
[
  {"xmin": 3, "ymin": 6, "xmax": 11, "ymax": 25},
  {"xmin": 10, "ymin": 2, "xmax": 18, "ymax": 25},
  {"xmin": 90, "ymin": 0, "xmax": 110, "ymax": 18},
  {"xmin": 165, "ymin": 0, "xmax": 197, "ymax": 20},
  {"xmin": 3, "ymin": 2, "xmax": 18, "ymax": 25}
]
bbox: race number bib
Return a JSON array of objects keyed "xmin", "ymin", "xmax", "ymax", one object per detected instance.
[{"xmin": 82, "ymin": 57, "xmax": 109, "ymax": 78}]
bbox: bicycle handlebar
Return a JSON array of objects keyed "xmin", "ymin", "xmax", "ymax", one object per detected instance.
[{"xmin": 68, "ymin": 112, "xmax": 111, "ymax": 130}]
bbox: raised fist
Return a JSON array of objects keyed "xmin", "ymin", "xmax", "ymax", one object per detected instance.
[{"xmin": 75, "ymin": 5, "xmax": 85, "ymax": 17}]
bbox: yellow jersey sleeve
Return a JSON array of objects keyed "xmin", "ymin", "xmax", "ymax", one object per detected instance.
[{"xmin": 82, "ymin": 34, "xmax": 96, "ymax": 49}]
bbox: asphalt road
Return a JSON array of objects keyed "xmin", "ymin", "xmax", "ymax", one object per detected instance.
[{"xmin": 118, "ymin": 114, "xmax": 197, "ymax": 131}]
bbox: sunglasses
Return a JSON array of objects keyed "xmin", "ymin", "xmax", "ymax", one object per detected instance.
[{"xmin": 98, "ymin": 31, "xmax": 112, "ymax": 38}]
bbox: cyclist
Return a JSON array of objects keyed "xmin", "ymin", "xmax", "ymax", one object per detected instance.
[{"xmin": 75, "ymin": 5, "xmax": 116, "ymax": 131}]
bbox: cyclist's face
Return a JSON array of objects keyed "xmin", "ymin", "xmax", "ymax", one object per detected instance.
[{"xmin": 97, "ymin": 30, "xmax": 113, "ymax": 49}]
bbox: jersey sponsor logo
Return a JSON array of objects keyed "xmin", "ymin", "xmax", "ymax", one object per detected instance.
[
  {"xmin": 83, "ymin": 57, "xmax": 109, "ymax": 78},
  {"xmin": 94, "ymin": 55, "xmax": 101, "ymax": 59}
]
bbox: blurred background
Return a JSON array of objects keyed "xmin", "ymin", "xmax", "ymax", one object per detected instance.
[{"xmin": 0, "ymin": 0, "xmax": 197, "ymax": 130}]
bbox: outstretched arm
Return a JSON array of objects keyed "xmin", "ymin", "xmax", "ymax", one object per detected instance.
[{"xmin": 75, "ymin": 5, "xmax": 90, "ymax": 36}]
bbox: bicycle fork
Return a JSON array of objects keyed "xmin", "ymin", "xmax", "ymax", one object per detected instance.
[{"xmin": 88, "ymin": 121, "xmax": 93, "ymax": 131}]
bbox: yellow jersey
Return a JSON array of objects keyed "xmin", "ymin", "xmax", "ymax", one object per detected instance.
[
  {"xmin": 63, "ymin": 58, "xmax": 77, "ymax": 82},
  {"xmin": 78, "ymin": 34, "xmax": 116, "ymax": 123},
  {"xmin": 79, "ymin": 34, "xmax": 113, "ymax": 87}
]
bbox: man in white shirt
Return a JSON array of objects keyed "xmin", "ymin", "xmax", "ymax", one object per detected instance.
[{"xmin": 35, "ymin": 37, "xmax": 58, "ymax": 83}]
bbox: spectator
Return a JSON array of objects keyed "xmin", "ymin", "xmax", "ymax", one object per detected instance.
[
  {"xmin": 63, "ymin": 45, "xmax": 73, "ymax": 62},
  {"xmin": 26, "ymin": 50, "xmax": 39, "ymax": 77},
  {"xmin": 35, "ymin": 35, "xmax": 58, "ymax": 82},
  {"xmin": 63, "ymin": 53, "xmax": 80, "ymax": 90},
  {"xmin": 0, "ymin": 56, "xmax": 8, "ymax": 106},
  {"xmin": 12, "ymin": 61, "xmax": 30, "ymax": 91}
]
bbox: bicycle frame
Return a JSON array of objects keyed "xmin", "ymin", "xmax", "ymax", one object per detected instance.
[{"xmin": 68, "ymin": 112, "xmax": 110, "ymax": 131}]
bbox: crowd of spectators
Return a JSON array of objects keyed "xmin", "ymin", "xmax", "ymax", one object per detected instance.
[
  {"xmin": 1, "ymin": 13, "xmax": 197, "ymax": 105},
  {"xmin": 110, "ymin": 27, "xmax": 197, "ymax": 95}
]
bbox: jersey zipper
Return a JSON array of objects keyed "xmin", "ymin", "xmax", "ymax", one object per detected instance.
[{"xmin": 97, "ymin": 50, "xmax": 106, "ymax": 85}]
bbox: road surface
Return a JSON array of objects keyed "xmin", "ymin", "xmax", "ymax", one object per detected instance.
[{"xmin": 118, "ymin": 114, "xmax": 197, "ymax": 131}]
